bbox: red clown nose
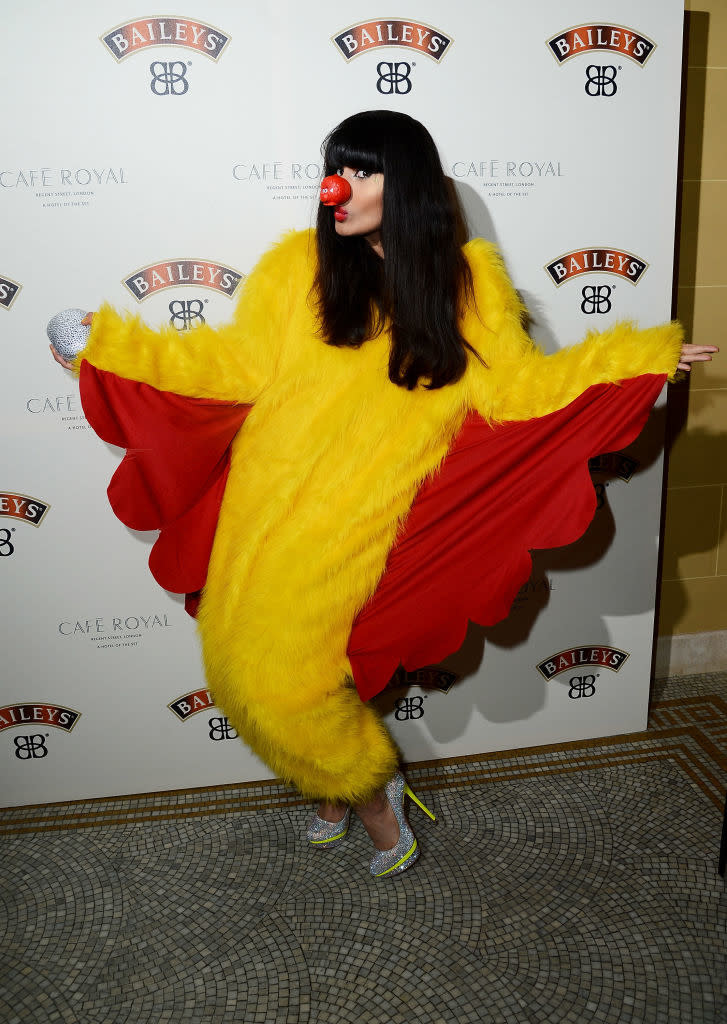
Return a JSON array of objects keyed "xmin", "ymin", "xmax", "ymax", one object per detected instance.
[{"xmin": 320, "ymin": 174, "xmax": 352, "ymax": 206}]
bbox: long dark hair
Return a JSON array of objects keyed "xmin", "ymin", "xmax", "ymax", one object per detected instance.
[{"xmin": 314, "ymin": 110, "xmax": 477, "ymax": 390}]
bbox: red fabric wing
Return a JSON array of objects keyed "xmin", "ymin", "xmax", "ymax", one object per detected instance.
[
  {"xmin": 79, "ymin": 362, "xmax": 251, "ymax": 597},
  {"xmin": 347, "ymin": 374, "xmax": 667, "ymax": 701},
  {"xmin": 79, "ymin": 363, "xmax": 665, "ymax": 703}
]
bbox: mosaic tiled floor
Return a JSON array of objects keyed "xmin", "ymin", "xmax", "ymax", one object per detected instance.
[{"xmin": 2, "ymin": 672, "xmax": 726, "ymax": 1023}]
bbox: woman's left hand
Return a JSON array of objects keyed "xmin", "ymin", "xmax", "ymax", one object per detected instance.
[{"xmin": 677, "ymin": 343, "xmax": 719, "ymax": 372}]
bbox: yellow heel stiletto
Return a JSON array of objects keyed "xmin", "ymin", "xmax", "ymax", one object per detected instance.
[{"xmin": 404, "ymin": 782, "xmax": 436, "ymax": 821}]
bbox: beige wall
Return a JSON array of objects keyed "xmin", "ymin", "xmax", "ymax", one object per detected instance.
[{"xmin": 658, "ymin": 2, "xmax": 727, "ymax": 635}]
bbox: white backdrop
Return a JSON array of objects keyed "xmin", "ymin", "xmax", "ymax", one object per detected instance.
[{"xmin": 1, "ymin": 1, "xmax": 683, "ymax": 806}]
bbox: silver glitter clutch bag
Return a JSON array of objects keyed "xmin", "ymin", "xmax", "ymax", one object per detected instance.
[{"xmin": 47, "ymin": 308, "xmax": 91, "ymax": 360}]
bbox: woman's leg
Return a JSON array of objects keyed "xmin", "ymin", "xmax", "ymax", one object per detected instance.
[
  {"xmin": 355, "ymin": 789, "xmax": 399, "ymax": 850},
  {"xmin": 316, "ymin": 790, "xmax": 399, "ymax": 847}
]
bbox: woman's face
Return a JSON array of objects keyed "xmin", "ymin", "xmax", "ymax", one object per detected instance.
[{"xmin": 333, "ymin": 166, "xmax": 384, "ymax": 255}]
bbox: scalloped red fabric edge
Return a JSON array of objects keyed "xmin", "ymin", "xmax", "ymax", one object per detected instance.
[
  {"xmin": 80, "ymin": 361, "xmax": 665, "ymax": 703},
  {"xmin": 348, "ymin": 374, "xmax": 666, "ymax": 699},
  {"xmin": 79, "ymin": 362, "xmax": 251, "ymax": 601}
]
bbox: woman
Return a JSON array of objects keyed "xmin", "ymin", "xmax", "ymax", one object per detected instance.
[{"xmin": 52, "ymin": 110, "xmax": 716, "ymax": 877}]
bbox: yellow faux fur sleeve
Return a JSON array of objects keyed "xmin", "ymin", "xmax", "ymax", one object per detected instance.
[
  {"xmin": 74, "ymin": 230, "xmax": 314, "ymax": 402},
  {"xmin": 462, "ymin": 238, "xmax": 684, "ymax": 423}
]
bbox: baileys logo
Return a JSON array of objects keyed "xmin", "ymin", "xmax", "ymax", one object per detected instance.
[
  {"xmin": 123, "ymin": 260, "xmax": 243, "ymax": 301},
  {"xmin": 0, "ymin": 493, "xmax": 50, "ymax": 526},
  {"xmin": 333, "ymin": 20, "xmax": 452, "ymax": 61},
  {"xmin": 101, "ymin": 17, "xmax": 230, "ymax": 61},
  {"xmin": 537, "ymin": 645, "xmax": 629, "ymax": 680},
  {"xmin": 0, "ymin": 276, "xmax": 21, "ymax": 310},
  {"xmin": 168, "ymin": 688, "xmax": 216, "ymax": 721},
  {"xmin": 545, "ymin": 248, "xmax": 648, "ymax": 287},
  {"xmin": 386, "ymin": 666, "xmax": 459, "ymax": 693},
  {"xmin": 547, "ymin": 24, "xmax": 655, "ymax": 65},
  {"xmin": 0, "ymin": 703, "xmax": 80, "ymax": 732},
  {"xmin": 588, "ymin": 452, "xmax": 639, "ymax": 482}
]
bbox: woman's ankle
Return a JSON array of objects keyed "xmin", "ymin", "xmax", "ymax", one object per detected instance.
[
  {"xmin": 355, "ymin": 790, "xmax": 388, "ymax": 816},
  {"xmin": 317, "ymin": 801, "xmax": 347, "ymax": 823}
]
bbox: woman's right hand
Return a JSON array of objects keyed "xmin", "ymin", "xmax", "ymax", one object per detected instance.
[
  {"xmin": 49, "ymin": 311, "xmax": 94, "ymax": 369},
  {"xmin": 49, "ymin": 345, "xmax": 75, "ymax": 370}
]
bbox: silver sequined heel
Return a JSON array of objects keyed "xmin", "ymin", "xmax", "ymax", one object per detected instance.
[
  {"xmin": 307, "ymin": 807, "xmax": 351, "ymax": 845},
  {"xmin": 370, "ymin": 772, "xmax": 436, "ymax": 878}
]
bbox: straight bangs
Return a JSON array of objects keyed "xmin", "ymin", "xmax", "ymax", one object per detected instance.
[{"xmin": 323, "ymin": 131, "xmax": 384, "ymax": 176}]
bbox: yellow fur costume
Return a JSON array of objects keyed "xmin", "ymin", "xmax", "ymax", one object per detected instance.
[{"xmin": 78, "ymin": 231, "xmax": 682, "ymax": 803}]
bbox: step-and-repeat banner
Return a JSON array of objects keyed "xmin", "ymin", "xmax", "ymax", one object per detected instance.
[{"xmin": 2, "ymin": 1, "xmax": 682, "ymax": 806}]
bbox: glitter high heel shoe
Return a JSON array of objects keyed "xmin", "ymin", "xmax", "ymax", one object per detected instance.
[
  {"xmin": 370, "ymin": 772, "xmax": 436, "ymax": 878},
  {"xmin": 306, "ymin": 806, "xmax": 351, "ymax": 845}
]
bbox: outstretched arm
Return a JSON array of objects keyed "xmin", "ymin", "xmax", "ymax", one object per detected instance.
[
  {"xmin": 57, "ymin": 231, "xmax": 313, "ymax": 403},
  {"xmin": 462, "ymin": 239, "xmax": 716, "ymax": 423},
  {"xmin": 485, "ymin": 318, "xmax": 684, "ymax": 423}
]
